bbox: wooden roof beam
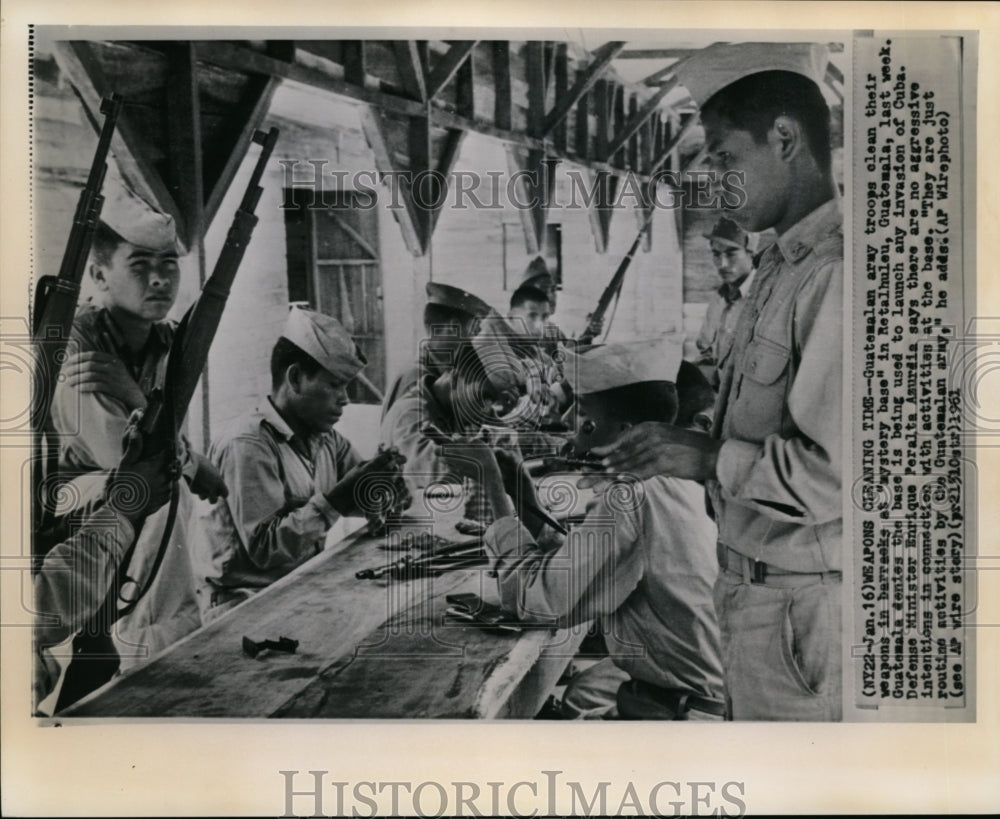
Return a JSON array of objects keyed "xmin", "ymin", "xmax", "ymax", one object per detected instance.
[
  {"xmin": 542, "ymin": 40, "xmax": 625, "ymax": 136},
  {"xmin": 393, "ymin": 40, "xmax": 428, "ymax": 102},
  {"xmin": 602, "ymin": 75, "xmax": 678, "ymax": 162},
  {"xmin": 54, "ymin": 41, "xmax": 185, "ymax": 248},
  {"xmin": 425, "ymin": 40, "xmax": 478, "ymax": 101}
]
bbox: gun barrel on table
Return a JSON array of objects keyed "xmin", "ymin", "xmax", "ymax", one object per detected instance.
[{"xmin": 356, "ymin": 540, "xmax": 487, "ymax": 580}]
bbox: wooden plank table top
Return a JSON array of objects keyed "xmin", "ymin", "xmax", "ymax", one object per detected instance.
[{"xmin": 64, "ymin": 509, "xmax": 586, "ymax": 719}]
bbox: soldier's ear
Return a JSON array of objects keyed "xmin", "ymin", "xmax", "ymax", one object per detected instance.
[
  {"xmin": 771, "ymin": 115, "xmax": 804, "ymax": 162},
  {"xmin": 286, "ymin": 363, "xmax": 303, "ymax": 392},
  {"xmin": 90, "ymin": 262, "xmax": 109, "ymax": 291}
]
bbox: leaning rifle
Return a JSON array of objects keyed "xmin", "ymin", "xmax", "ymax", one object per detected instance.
[
  {"xmin": 577, "ymin": 209, "xmax": 656, "ymax": 345},
  {"xmin": 113, "ymin": 126, "xmax": 281, "ymax": 617},
  {"xmin": 31, "ymin": 94, "xmax": 122, "ymax": 560},
  {"xmin": 32, "ymin": 94, "xmax": 122, "ymax": 416}
]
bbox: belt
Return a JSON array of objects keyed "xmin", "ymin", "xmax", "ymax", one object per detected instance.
[
  {"xmin": 718, "ymin": 544, "xmax": 842, "ymax": 586},
  {"xmin": 626, "ymin": 679, "xmax": 727, "ymax": 719}
]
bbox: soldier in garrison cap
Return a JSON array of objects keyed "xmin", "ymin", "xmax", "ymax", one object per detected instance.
[
  {"xmin": 595, "ymin": 42, "xmax": 844, "ymax": 721},
  {"xmin": 483, "ymin": 336, "xmax": 726, "ymax": 720},
  {"xmin": 515, "ymin": 256, "xmax": 583, "ymax": 353},
  {"xmin": 192, "ymin": 308, "xmax": 405, "ymax": 619},
  {"xmin": 48, "ymin": 184, "xmax": 228, "ymax": 688},
  {"xmin": 379, "ymin": 281, "xmax": 492, "ymax": 422},
  {"xmin": 694, "ymin": 217, "xmax": 757, "ymax": 384}
]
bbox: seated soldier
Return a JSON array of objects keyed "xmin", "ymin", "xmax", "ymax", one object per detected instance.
[
  {"xmin": 481, "ymin": 338, "xmax": 726, "ymax": 720},
  {"xmin": 507, "ymin": 284, "xmax": 551, "ymax": 341},
  {"xmin": 380, "ymin": 336, "xmax": 549, "ymax": 532},
  {"xmin": 192, "ymin": 307, "xmax": 406, "ymax": 620},
  {"xmin": 380, "ymin": 282, "xmax": 492, "ymax": 422},
  {"xmin": 48, "ymin": 187, "xmax": 226, "ymax": 690}
]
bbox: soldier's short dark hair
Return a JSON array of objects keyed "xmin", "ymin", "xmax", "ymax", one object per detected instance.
[
  {"xmin": 509, "ymin": 286, "xmax": 551, "ymax": 312},
  {"xmin": 581, "ymin": 361, "xmax": 715, "ymax": 427},
  {"xmin": 701, "ymin": 70, "xmax": 832, "ymax": 172},
  {"xmin": 586, "ymin": 381, "xmax": 679, "ymax": 426},
  {"xmin": 270, "ymin": 337, "xmax": 324, "ymax": 390},
  {"xmin": 674, "ymin": 360, "xmax": 717, "ymax": 427}
]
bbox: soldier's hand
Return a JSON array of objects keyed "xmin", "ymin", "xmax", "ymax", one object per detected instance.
[
  {"xmin": 183, "ymin": 452, "xmax": 229, "ymax": 504},
  {"xmin": 63, "ymin": 351, "xmax": 147, "ymax": 411},
  {"xmin": 326, "ymin": 448, "xmax": 407, "ymax": 517},
  {"xmin": 578, "ymin": 422, "xmax": 723, "ymax": 485},
  {"xmin": 440, "ymin": 438, "xmax": 503, "ymax": 486},
  {"xmin": 105, "ymin": 448, "xmax": 175, "ymax": 526}
]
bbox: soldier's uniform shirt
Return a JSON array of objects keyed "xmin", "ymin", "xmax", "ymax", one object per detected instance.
[
  {"xmin": 53, "ymin": 303, "xmax": 174, "ymax": 477},
  {"xmin": 379, "ymin": 374, "xmax": 458, "ymax": 497},
  {"xmin": 695, "ymin": 270, "xmax": 756, "ymax": 370},
  {"xmin": 707, "ymin": 198, "xmax": 843, "ymax": 721},
  {"xmin": 49, "ymin": 303, "xmax": 201, "ymax": 669},
  {"xmin": 709, "ymin": 199, "xmax": 843, "ymax": 572},
  {"xmin": 193, "ymin": 398, "xmax": 362, "ymax": 607},
  {"xmin": 485, "ymin": 476, "xmax": 725, "ymax": 703}
]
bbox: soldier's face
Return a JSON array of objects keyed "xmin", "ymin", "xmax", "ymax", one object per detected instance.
[
  {"xmin": 93, "ymin": 241, "xmax": 180, "ymax": 321},
  {"xmin": 709, "ymin": 239, "xmax": 754, "ymax": 281},
  {"xmin": 702, "ymin": 113, "xmax": 789, "ymax": 234},
  {"xmin": 508, "ymin": 299, "xmax": 551, "ymax": 339},
  {"xmin": 294, "ymin": 367, "xmax": 350, "ymax": 432}
]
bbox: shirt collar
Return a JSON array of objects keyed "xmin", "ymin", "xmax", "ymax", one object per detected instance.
[
  {"xmin": 97, "ymin": 306, "xmax": 173, "ymax": 353},
  {"xmin": 260, "ymin": 397, "xmax": 298, "ymax": 443},
  {"xmin": 774, "ymin": 198, "xmax": 842, "ymax": 265}
]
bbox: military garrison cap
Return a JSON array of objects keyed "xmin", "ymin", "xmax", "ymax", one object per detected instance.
[
  {"xmin": 281, "ymin": 306, "xmax": 366, "ymax": 383},
  {"xmin": 425, "ymin": 282, "xmax": 493, "ymax": 319},
  {"xmin": 100, "ymin": 182, "xmax": 180, "ymax": 253},
  {"xmin": 560, "ymin": 335, "xmax": 683, "ymax": 395},
  {"xmin": 676, "ymin": 42, "xmax": 829, "ymax": 107},
  {"xmin": 703, "ymin": 217, "xmax": 749, "ymax": 249},
  {"xmin": 517, "ymin": 256, "xmax": 554, "ymax": 290}
]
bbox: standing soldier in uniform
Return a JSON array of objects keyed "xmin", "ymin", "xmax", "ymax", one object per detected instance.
[
  {"xmin": 591, "ymin": 43, "xmax": 844, "ymax": 721},
  {"xmin": 694, "ymin": 217, "xmax": 756, "ymax": 384}
]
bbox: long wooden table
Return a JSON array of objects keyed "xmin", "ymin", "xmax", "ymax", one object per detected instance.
[{"xmin": 64, "ymin": 510, "xmax": 587, "ymax": 719}]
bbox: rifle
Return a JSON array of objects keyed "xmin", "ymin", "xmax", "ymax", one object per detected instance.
[
  {"xmin": 54, "ymin": 127, "xmax": 280, "ymax": 712},
  {"xmin": 577, "ymin": 209, "xmax": 656, "ymax": 345},
  {"xmin": 114, "ymin": 126, "xmax": 281, "ymax": 614},
  {"xmin": 31, "ymin": 94, "xmax": 122, "ymax": 560}
]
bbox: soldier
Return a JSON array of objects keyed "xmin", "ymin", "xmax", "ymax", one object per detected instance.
[
  {"xmin": 192, "ymin": 307, "xmax": 406, "ymax": 620},
  {"xmin": 590, "ymin": 43, "xmax": 844, "ymax": 721},
  {"xmin": 482, "ymin": 338, "xmax": 725, "ymax": 720},
  {"xmin": 380, "ymin": 282, "xmax": 492, "ymax": 422},
  {"xmin": 694, "ymin": 217, "xmax": 756, "ymax": 382},
  {"xmin": 49, "ymin": 186, "xmax": 226, "ymax": 698},
  {"xmin": 507, "ymin": 284, "xmax": 551, "ymax": 341}
]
